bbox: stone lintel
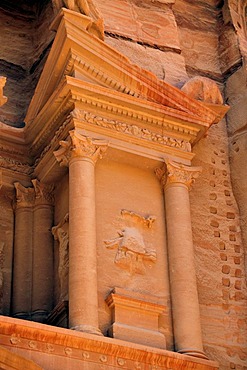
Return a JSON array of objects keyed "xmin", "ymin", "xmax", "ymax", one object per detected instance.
[{"xmin": 0, "ymin": 316, "xmax": 219, "ymax": 370}]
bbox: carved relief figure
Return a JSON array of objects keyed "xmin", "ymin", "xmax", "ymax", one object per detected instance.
[
  {"xmin": 105, "ymin": 210, "xmax": 156, "ymax": 275},
  {"xmin": 52, "ymin": 214, "xmax": 69, "ymax": 300}
]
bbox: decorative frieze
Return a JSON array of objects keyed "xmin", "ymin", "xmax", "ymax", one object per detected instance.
[
  {"xmin": 0, "ymin": 157, "xmax": 32, "ymax": 175},
  {"xmin": 72, "ymin": 110, "xmax": 192, "ymax": 152},
  {"xmin": 0, "ymin": 315, "xmax": 219, "ymax": 369}
]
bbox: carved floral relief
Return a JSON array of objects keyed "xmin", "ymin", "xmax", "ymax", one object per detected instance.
[{"xmin": 105, "ymin": 210, "xmax": 156, "ymax": 275}]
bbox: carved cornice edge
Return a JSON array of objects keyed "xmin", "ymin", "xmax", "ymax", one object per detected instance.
[
  {"xmin": 28, "ymin": 95, "xmax": 75, "ymax": 158},
  {"xmin": 0, "ymin": 316, "xmax": 219, "ymax": 370}
]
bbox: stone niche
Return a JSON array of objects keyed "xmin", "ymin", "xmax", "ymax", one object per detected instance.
[
  {"xmin": 52, "ymin": 148, "xmax": 171, "ymax": 345},
  {"xmin": 95, "ymin": 151, "xmax": 171, "ymax": 344}
]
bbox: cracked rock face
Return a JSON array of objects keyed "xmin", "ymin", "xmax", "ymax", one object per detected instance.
[{"xmin": 0, "ymin": 0, "xmax": 54, "ymax": 127}]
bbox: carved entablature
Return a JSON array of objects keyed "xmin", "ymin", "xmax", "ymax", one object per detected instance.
[
  {"xmin": 14, "ymin": 183, "xmax": 35, "ymax": 209},
  {"xmin": 54, "ymin": 130, "xmax": 108, "ymax": 166},
  {"xmin": 105, "ymin": 210, "xmax": 157, "ymax": 275},
  {"xmin": 32, "ymin": 179, "xmax": 54, "ymax": 206},
  {"xmin": 0, "ymin": 157, "xmax": 32, "ymax": 176},
  {"xmin": 156, "ymin": 160, "xmax": 202, "ymax": 190},
  {"xmin": 71, "ymin": 110, "xmax": 192, "ymax": 153},
  {"xmin": 24, "ymin": 8, "xmax": 229, "ymax": 182}
]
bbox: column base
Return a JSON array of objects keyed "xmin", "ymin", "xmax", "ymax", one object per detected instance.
[
  {"xmin": 177, "ymin": 349, "xmax": 209, "ymax": 360},
  {"xmin": 70, "ymin": 324, "xmax": 103, "ymax": 336}
]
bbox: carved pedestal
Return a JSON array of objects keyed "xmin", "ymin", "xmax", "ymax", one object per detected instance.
[
  {"xmin": 54, "ymin": 130, "xmax": 107, "ymax": 334},
  {"xmin": 106, "ymin": 288, "xmax": 166, "ymax": 349}
]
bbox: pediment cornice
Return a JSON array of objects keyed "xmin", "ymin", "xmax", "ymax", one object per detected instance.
[
  {"xmin": 26, "ymin": 75, "xmax": 204, "ymax": 161},
  {"xmin": 25, "ymin": 8, "xmax": 227, "ymax": 130},
  {"xmin": 22, "ymin": 7, "xmax": 229, "ymax": 182}
]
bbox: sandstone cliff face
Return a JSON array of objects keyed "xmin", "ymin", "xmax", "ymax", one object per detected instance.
[
  {"xmin": 0, "ymin": 1, "xmax": 54, "ymax": 127},
  {"xmin": 0, "ymin": 1, "xmax": 246, "ymax": 369}
]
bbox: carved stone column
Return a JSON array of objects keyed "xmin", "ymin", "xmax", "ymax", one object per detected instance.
[
  {"xmin": 156, "ymin": 160, "xmax": 207, "ymax": 359},
  {"xmin": 54, "ymin": 130, "xmax": 108, "ymax": 334},
  {"xmin": 31, "ymin": 180, "xmax": 54, "ymax": 323},
  {"xmin": 12, "ymin": 183, "xmax": 35, "ymax": 319}
]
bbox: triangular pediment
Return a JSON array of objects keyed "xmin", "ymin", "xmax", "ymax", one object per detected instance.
[{"xmin": 25, "ymin": 8, "xmax": 224, "ymax": 128}]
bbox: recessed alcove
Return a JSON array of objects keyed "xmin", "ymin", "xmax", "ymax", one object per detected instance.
[{"xmin": 0, "ymin": 0, "xmax": 55, "ymax": 127}]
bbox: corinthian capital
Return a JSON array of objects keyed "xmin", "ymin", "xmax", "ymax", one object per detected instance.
[
  {"xmin": 156, "ymin": 160, "xmax": 202, "ymax": 190},
  {"xmin": 54, "ymin": 130, "xmax": 108, "ymax": 167},
  {"xmin": 32, "ymin": 179, "xmax": 54, "ymax": 206},
  {"xmin": 14, "ymin": 182, "xmax": 35, "ymax": 209}
]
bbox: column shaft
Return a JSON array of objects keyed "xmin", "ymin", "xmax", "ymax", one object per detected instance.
[
  {"xmin": 54, "ymin": 130, "xmax": 108, "ymax": 334},
  {"xmin": 165, "ymin": 184, "xmax": 204, "ymax": 356},
  {"xmin": 12, "ymin": 208, "xmax": 33, "ymax": 318},
  {"xmin": 12, "ymin": 183, "xmax": 34, "ymax": 319},
  {"xmin": 32, "ymin": 205, "xmax": 54, "ymax": 322},
  {"xmin": 156, "ymin": 161, "xmax": 206, "ymax": 359},
  {"xmin": 69, "ymin": 157, "xmax": 99, "ymax": 332}
]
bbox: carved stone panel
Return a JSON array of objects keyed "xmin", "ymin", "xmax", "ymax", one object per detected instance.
[{"xmin": 105, "ymin": 210, "xmax": 156, "ymax": 275}]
